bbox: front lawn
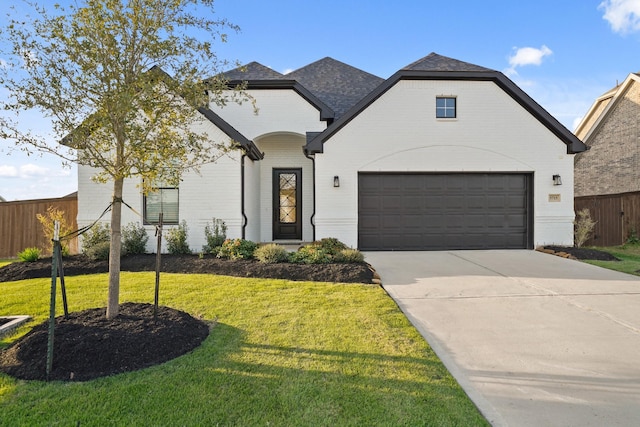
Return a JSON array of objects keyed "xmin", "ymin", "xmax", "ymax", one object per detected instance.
[
  {"xmin": 0, "ymin": 272, "xmax": 488, "ymax": 426},
  {"xmin": 584, "ymin": 245, "xmax": 640, "ymax": 275}
]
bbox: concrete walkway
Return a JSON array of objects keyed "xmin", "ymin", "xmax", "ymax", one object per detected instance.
[{"xmin": 364, "ymin": 250, "xmax": 640, "ymax": 427}]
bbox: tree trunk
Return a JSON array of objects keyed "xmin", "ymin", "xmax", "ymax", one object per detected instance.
[{"xmin": 106, "ymin": 177, "xmax": 124, "ymax": 319}]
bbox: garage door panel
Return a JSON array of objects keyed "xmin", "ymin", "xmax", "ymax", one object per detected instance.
[
  {"xmin": 358, "ymin": 173, "xmax": 531, "ymax": 250},
  {"xmin": 467, "ymin": 195, "xmax": 487, "ymax": 209},
  {"xmin": 403, "ymin": 197, "xmax": 424, "ymax": 210},
  {"xmin": 425, "ymin": 175, "xmax": 446, "ymax": 189}
]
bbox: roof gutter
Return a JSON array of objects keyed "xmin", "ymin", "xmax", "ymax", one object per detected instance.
[{"xmin": 303, "ymin": 133, "xmax": 319, "ymax": 242}]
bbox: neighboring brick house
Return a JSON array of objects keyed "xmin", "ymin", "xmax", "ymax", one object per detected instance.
[{"xmin": 574, "ymin": 73, "xmax": 640, "ymax": 245}]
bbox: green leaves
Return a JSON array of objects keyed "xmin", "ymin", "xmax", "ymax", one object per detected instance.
[{"xmin": 0, "ymin": 0, "xmax": 242, "ymax": 180}]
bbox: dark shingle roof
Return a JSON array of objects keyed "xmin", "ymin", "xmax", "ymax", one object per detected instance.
[
  {"xmin": 403, "ymin": 52, "xmax": 494, "ymax": 72},
  {"xmin": 286, "ymin": 57, "xmax": 384, "ymax": 117},
  {"xmin": 223, "ymin": 62, "xmax": 284, "ymax": 80}
]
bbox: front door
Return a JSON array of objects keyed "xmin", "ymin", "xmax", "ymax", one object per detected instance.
[{"xmin": 273, "ymin": 168, "xmax": 302, "ymax": 240}]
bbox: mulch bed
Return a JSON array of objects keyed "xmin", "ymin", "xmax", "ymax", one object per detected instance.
[
  {"xmin": 0, "ymin": 303, "xmax": 209, "ymax": 382},
  {"xmin": 0, "ymin": 253, "xmax": 375, "ymax": 284},
  {"xmin": 0, "ymin": 254, "xmax": 374, "ymax": 382},
  {"xmin": 542, "ymin": 246, "xmax": 620, "ymax": 261}
]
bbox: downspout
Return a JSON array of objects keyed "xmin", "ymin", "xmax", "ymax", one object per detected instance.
[
  {"xmin": 303, "ymin": 149, "xmax": 316, "ymax": 241},
  {"xmin": 241, "ymin": 154, "xmax": 247, "ymax": 239}
]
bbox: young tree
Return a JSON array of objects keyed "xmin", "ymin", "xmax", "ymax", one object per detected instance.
[{"xmin": 0, "ymin": 0, "xmax": 246, "ymax": 318}]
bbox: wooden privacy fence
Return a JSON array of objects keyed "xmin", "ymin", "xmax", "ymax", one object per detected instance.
[
  {"xmin": 0, "ymin": 194, "xmax": 78, "ymax": 258},
  {"xmin": 575, "ymin": 191, "xmax": 640, "ymax": 247}
]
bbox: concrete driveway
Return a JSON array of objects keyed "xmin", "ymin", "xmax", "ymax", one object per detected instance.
[{"xmin": 364, "ymin": 250, "xmax": 640, "ymax": 427}]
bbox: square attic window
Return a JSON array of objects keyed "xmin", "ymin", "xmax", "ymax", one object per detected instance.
[{"xmin": 436, "ymin": 97, "xmax": 456, "ymax": 118}]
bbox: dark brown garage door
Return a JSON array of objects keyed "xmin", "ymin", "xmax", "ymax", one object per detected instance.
[{"xmin": 358, "ymin": 173, "xmax": 532, "ymax": 250}]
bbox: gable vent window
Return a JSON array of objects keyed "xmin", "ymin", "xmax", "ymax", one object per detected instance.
[{"xmin": 436, "ymin": 97, "xmax": 456, "ymax": 118}]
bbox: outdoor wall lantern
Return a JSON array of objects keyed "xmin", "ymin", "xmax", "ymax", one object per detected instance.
[
  {"xmin": 334, "ymin": 176, "xmax": 340, "ymax": 187},
  {"xmin": 552, "ymin": 174, "xmax": 562, "ymax": 186}
]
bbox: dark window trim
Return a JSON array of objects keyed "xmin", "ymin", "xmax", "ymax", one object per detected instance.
[
  {"xmin": 436, "ymin": 96, "xmax": 457, "ymax": 119},
  {"xmin": 143, "ymin": 187, "xmax": 179, "ymax": 225}
]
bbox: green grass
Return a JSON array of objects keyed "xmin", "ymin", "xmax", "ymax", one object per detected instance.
[
  {"xmin": 584, "ymin": 244, "xmax": 640, "ymax": 275},
  {"xmin": 0, "ymin": 272, "xmax": 488, "ymax": 426}
]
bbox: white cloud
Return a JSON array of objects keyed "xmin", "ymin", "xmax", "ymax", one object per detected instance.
[
  {"xmin": 282, "ymin": 68, "xmax": 294, "ymax": 75},
  {"xmin": 0, "ymin": 163, "xmax": 71, "ymax": 179},
  {"xmin": 0, "ymin": 165, "xmax": 19, "ymax": 177},
  {"xmin": 0, "ymin": 161, "xmax": 76, "ymax": 201},
  {"xmin": 505, "ymin": 45, "xmax": 553, "ymax": 76},
  {"xmin": 20, "ymin": 163, "xmax": 52, "ymax": 177},
  {"xmin": 600, "ymin": 0, "xmax": 640, "ymax": 33}
]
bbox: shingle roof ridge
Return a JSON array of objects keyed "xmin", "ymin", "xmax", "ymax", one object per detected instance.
[
  {"xmin": 222, "ymin": 61, "xmax": 285, "ymax": 80},
  {"xmin": 286, "ymin": 56, "xmax": 382, "ymax": 80},
  {"xmin": 403, "ymin": 52, "xmax": 494, "ymax": 72},
  {"xmin": 284, "ymin": 57, "xmax": 384, "ymax": 118}
]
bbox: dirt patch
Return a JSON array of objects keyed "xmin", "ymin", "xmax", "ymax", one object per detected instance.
[
  {"xmin": 0, "ymin": 253, "xmax": 375, "ymax": 284},
  {"xmin": 542, "ymin": 246, "xmax": 620, "ymax": 261},
  {"xmin": 0, "ymin": 302, "xmax": 209, "ymax": 381}
]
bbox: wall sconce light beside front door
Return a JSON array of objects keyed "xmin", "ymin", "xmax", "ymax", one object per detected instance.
[
  {"xmin": 333, "ymin": 176, "xmax": 340, "ymax": 187},
  {"xmin": 552, "ymin": 174, "xmax": 562, "ymax": 186}
]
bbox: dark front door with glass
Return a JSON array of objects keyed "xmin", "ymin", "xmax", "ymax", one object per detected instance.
[{"xmin": 273, "ymin": 169, "xmax": 302, "ymax": 240}]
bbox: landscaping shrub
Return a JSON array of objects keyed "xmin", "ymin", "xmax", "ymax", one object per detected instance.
[
  {"xmin": 626, "ymin": 228, "xmax": 640, "ymax": 245},
  {"xmin": 85, "ymin": 241, "xmax": 111, "ymax": 261},
  {"xmin": 255, "ymin": 243, "xmax": 289, "ymax": 264},
  {"xmin": 122, "ymin": 222, "xmax": 149, "ymax": 255},
  {"xmin": 82, "ymin": 223, "xmax": 111, "ymax": 261},
  {"xmin": 203, "ymin": 218, "xmax": 227, "ymax": 254},
  {"xmin": 17, "ymin": 247, "xmax": 41, "ymax": 262},
  {"xmin": 290, "ymin": 245, "xmax": 333, "ymax": 264},
  {"xmin": 334, "ymin": 248, "xmax": 365, "ymax": 263},
  {"xmin": 217, "ymin": 238, "xmax": 257, "ymax": 260},
  {"xmin": 313, "ymin": 237, "xmax": 348, "ymax": 255},
  {"xmin": 574, "ymin": 208, "xmax": 596, "ymax": 248},
  {"xmin": 290, "ymin": 238, "xmax": 357, "ymax": 264},
  {"xmin": 166, "ymin": 221, "xmax": 192, "ymax": 254}
]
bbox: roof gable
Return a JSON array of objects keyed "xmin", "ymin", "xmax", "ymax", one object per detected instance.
[
  {"xmin": 286, "ymin": 57, "xmax": 384, "ymax": 117},
  {"xmin": 197, "ymin": 107, "xmax": 263, "ymax": 160},
  {"xmin": 402, "ymin": 52, "xmax": 494, "ymax": 72},
  {"xmin": 306, "ymin": 53, "xmax": 586, "ymax": 155},
  {"xmin": 574, "ymin": 74, "xmax": 639, "ymax": 142},
  {"xmin": 222, "ymin": 62, "xmax": 284, "ymax": 80}
]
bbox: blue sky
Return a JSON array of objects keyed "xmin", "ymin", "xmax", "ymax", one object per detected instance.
[{"xmin": 1, "ymin": 0, "xmax": 640, "ymax": 201}]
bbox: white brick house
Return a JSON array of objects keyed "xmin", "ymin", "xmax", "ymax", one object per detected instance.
[{"xmin": 78, "ymin": 53, "xmax": 586, "ymax": 252}]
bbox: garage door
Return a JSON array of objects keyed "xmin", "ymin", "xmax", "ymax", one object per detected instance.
[{"xmin": 358, "ymin": 173, "xmax": 532, "ymax": 250}]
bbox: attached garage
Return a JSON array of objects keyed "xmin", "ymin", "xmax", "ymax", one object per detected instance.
[{"xmin": 358, "ymin": 173, "xmax": 532, "ymax": 250}]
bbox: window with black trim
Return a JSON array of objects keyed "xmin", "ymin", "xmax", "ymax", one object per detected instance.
[
  {"xmin": 144, "ymin": 187, "xmax": 179, "ymax": 224},
  {"xmin": 436, "ymin": 97, "xmax": 456, "ymax": 118}
]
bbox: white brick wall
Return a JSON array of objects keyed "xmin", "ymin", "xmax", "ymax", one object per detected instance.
[
  {"xmin": 77, "ymin": 118, "xmax": 245, "ymax": 253},
  {"xmin": 78, "ymin": 89, "xmax": 328, "ymax": 251},
  {"xmin": 79, "ymin": 80, "xmax": 575, "ymax": 250},
  {"xmin": 254, "ymin": 133, "xmax": 315, "ymax": 242},
  {"xmin": 314, "ymin": 79, "xmax": 576, "ymax": 248},
  {"xmin": 209, "ymin": 90, "xmax": 326, "ymax": 140}
]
